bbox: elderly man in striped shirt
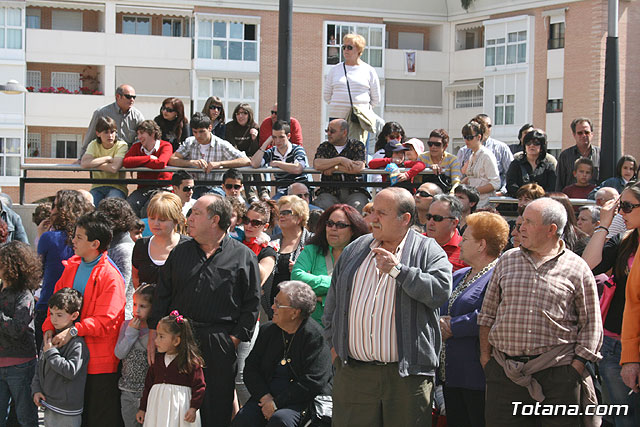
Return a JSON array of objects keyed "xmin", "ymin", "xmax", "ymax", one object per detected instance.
[
  {"xmin": 478, "ymin": 197, "xmax": 602, "ymax": 426},
  {"xmin": 323, "ymin": 187, "xmax": 452, "ymax": 427}
]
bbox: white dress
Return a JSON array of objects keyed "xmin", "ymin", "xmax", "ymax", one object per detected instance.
[{"xmin": 143, "ymin": 354, "xmax": 201, "ymax": 427}]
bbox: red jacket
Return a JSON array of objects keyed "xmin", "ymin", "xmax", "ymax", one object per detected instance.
[
  {"xmin": 368, "ymin": 158, "xmax": 419, "ymax": 182},
  {"xmin": 42, "ymin": 254, "xmax": 126, "ymax": 374},
  {"xmin": 122, "ymin": 140, "xmax": 173, "ymax": 188}
]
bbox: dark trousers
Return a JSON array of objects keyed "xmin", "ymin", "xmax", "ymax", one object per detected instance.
[
  {"xmin": 195, "ymin": 326, "xmax": 237, "ymax": 427},
  {"xmin": 231, "ymin": 398, "xmax": 303, "ymax": 427},
  {"xmin": 34, "ymin": 308, "xmax": 47, "ymax": 352},
  {"xmin": 443, "ymin": 386, "xmax": 485, "ymax": 427},
  {"xmin": 82, "ymin": 373, "xmax": 123, "ymax": 427},
  {"xmin": 484, "ymin": 357, "xmax": 582, "ymax": 427}
]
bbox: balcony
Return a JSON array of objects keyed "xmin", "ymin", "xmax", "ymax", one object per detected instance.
[
  {"xmin": 384, "ymin": 49, "xmax": 448, "ymax": 80},
  {"xmin": 25, "ymin": 92, "xmax": 108, "ymax": 128},
  {"xmin": 451, "ymin": 47, "xmax": 484, "ymax": 81}
]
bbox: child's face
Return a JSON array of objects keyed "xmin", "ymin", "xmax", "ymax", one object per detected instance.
[
  {"xmin": 49, "ymin": 307, "xmax": 79, "ymax": 331},
  {"xmin": 223, "ymin": 178, "xmax": 243, "ymax": 198},
  {"xmin": 96, "ymin": 129, "xmax": 116, "ymax": 148},
  {"xmin": 129, "ymin": 228, "xmax": 143, "ymax": 242},
  {"xmin": 132, "ymin": 295, "xmax": 152, "ymax": 322},
  {"xmin": 573, "ymin": 164, "xmax": 593, "ymax": 185},
  {"xmin": 72, "ymin": 226, "xmax": 100, "ymax": 261},
  {"xmin": 155, "ymin": 323, "xmax": 180, "ymax": 354},
  {"xmin": 621, "ymin": 161, "xmax": 636, "ymax": 181},
  {"xmin": 404, "ymin": 148, "xmax": 418, "ymax": 162},
  {"xmin": 391, "ymin": 151, "xmax": 405, "ymax": 165}
]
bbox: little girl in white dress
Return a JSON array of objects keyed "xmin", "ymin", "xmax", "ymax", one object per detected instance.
[{"xmin": 136, "ymin": 311, "xmax": 206, "ymax": 427}]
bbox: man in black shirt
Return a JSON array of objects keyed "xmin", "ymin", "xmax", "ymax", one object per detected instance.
[{"xmin": 148, "ymin": 194, "xmax": 260, "ymax": 426}]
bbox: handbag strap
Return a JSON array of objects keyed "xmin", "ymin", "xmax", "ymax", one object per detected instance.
[{"xmin": 342, "ymin": 62, "xmax": 355, "ymax": 109}]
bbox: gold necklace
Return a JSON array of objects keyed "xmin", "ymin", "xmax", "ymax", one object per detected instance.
[{"xmin": 280, "ymin": 329, "xmax": 297, "ymax": 366}]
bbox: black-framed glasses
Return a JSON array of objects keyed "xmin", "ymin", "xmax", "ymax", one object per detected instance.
[
  {"xmin": 181, "ymin": 186, "xmax": 194, "ymax": 192},
  {"xmin": 271, "ymin": 110, "xmax": 278, "ymax": 115},
  {"xmin": 326, "ymin": 220, "xmax": 350, "ymax": 229},
  {"xmin": 576, "ymin": 130, "xmax": 592, "ymax": 136},
  {"xmin": 416, "ymin": 191, "xmax": 433, "ymax": 198},
  {"xmin": 426, "ymin": 213, "xmax": 456, "ymax": 222},
  {"xmin": 325, "ymin": 128, "xmax": 338, "ymax": 134},
  {"xmin": 524, "ymin": 140, "xmax": 541, "ymax": 146},
  {"xmin": 463, "ymin": 134, "xmax": 478, "ymax": 141},
  {"xmin": 236, "ymin": 110, "xmax": 249, "ymax": 115},
  {"xmin": 242, "ymin": 216, "xmax": 266, "ymax": 227},
  {"xmin": 123, "ymin": 94, "xmax": 136, "ymax": 100},
  {"xmin": 162, "ymin": 106, "xmax": 176, "ymax": 113},
  {"xmin": 342, "ymin": 45, "xmax": 354, "ymax": 51},
  {"xmin": 619, "ymin": 201, "xmax": 640, "ymax": 214},
  {"xmin": 279, "ymin": 210, "xmax": 294, "ymax": 217},
  {"xmin": 427, "ymin": 141, "xmax": 442, "ymax": 147},
  {"xmin": 224, "ymin": 183, "xmax": 242, "ymax": 190},
  {"xmin": 209, "ymin": 105, "xmax": 222, "ymax": 111}
]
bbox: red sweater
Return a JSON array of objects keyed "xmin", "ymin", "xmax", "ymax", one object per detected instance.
[
  {"xmin": 42, "ymin": 254, "xmax": 126, "ymax": 374},
  {"xmin": 368, "ymin": 158, "xmax": 419, "ymax": 182},
  {"xmin": 259, "ymin": 116, "xmax": 303, "ymax": 146},
  {"xmin": 122, "ymin": 140, "xmax": 173, "ymax": 188}
]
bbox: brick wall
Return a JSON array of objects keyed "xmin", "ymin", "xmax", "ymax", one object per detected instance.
[{"xmin": 26, "ymin": 63, "xmax": 90, "ymax": 89}]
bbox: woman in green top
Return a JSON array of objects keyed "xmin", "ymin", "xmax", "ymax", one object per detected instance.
[
  {"xmin": 80, "ymin": 116, "xmax": 129, "ymax": 205},
  {"xmin": 291, "ymin": 204, "xmax": 369, "ymax": 324}
]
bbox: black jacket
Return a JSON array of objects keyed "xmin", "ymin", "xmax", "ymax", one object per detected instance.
[{"xmin": 506, "ymin": 153, "xmax": 557, "ymax": 197}]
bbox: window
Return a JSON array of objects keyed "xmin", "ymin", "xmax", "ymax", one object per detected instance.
[
  {"xmin": 26, "ymin": 133, "xmax": 41, "ymax": 157},
  {"xmin": 506, "ymin": 31, "xmax": 527, "ymax": 64},
  {"xmin": 197, "ymin": 19, "xmax": 257, "ymax": 61},
  {"xmin": 122, "ymin": 16, "xmax": 151, "ymax": 35},
  {"xmin": 26, "ymin": 9, "xmax": 40, "ymax": 29},
  {"xmin": 52, "ymin": 10, "xmax": 82, "ymax": 31},
  {"xmin": 397, "ymin": 32, "xmax": 423, "ymax": 50},
  {"xmin": 455, "ymin": 89, "xmax": 483, "ymax": 109},
  {"xmin": 455, "ymin": 24, "xmax": 484, "ymax": 51},
  {"xmin": 162, "ymin": 18, "xmax": 184, "ymax": 37},
  {"xmin": 494, "ymin": 94, "xmax": 515, "ymax": 125},
  {"xmin": 26, "ymin": 71, "xmax": 41, "ymax": 90},
  {"xmin": 546, "ymin": 99, "xmax": 563, "ymax": 113},
  {"xmin": 547, "ymin": 78, "xmax": 563, "ymax": 113},
  {"xmin": 485, "ymin": 38, "xmax": 505, "ymax": 66},
  {"xmin": 0, "ymin": 137, "xmax": 21, "ymax": 177},
  {"xmin": 548, "ymin": 22, "xmax": 565, "ymax": 49},
  {"xmin": 51, "ymin": 72, "xmax": 81, "ymax": 92},
  {"xmin": 325, "ymin": 22, "xmax": 384, "ymax": 67},
  {"xmin": 197, "ymin": 78, "xmax": 257, "ymax": 116},
  {"xmin": 53, "ymin": 135, "xmax": 79, "ymax": 159},
  {"xmin": 0, "ymin": 8, "xmax": 23, "ymax": 49}
]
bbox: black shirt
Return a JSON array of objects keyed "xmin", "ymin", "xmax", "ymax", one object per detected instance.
[
  {"xmin": 132, "ymin": 235, "xmax": 190, "ymax": 286},
  {"xmin": 149, "ymin": 236, "xmax": 260, "ymax": 341},
  {"xmin": 593, "ymin": 233, "xmax": 630, "ymax": 334}
]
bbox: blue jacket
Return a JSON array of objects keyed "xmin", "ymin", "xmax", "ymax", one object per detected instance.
[
  {"xmin": 0, "ymin": 201, "xmax": 27, "ymax": 244},
  {"xmin": 439, "ymin": 266, "xmax": 494, "ymax": 391},
  {"xmin": 588, "ymin": 176, "xmax": 628, "ymax": 200},
  {"xmin": 323, "ymin": 230, "xmax": 452, "ymax": 377}
]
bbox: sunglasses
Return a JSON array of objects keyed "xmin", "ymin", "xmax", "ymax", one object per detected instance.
[
  {"xmin": 162, "ymin": 106, "xmax": 176, "ymax": 113},
  {"xmin": 326, "ymin": 220, "xmax": 351, "ymax": 229},
  {"xmin": 619, "ymin": 201, "xmax": 640, "ymax": 214},
  {"xmin": 487, "ymin": 124, "xmax": 493, "ymax": 128},
  {"xmin": 181, "ymin": 186, "xmax": 194, "ymax": 192},
  {"xmin": 427, "ymin": 141, "xmax": 442, "ymax": 147},
  {"xmin": 416, "ymin": 191, "xmax": 433, "ymax": 198},
  {"xmin": 426, "ymin": 213, "xmax": 456, "ymax": 222},
  {"xmin": 242, "ymin": 216, "xmax": 266, "ymax": 227},
  {"xmin": 224, "ymin": 183, "xmax": 242, "ymax": 190},
  {"xmin": 271, "ymin": 110, "xmax": 278, "ymax": 115},
  {"xmin": 524, "ymin": 140, "xmax": 541, "ymax": 146},
  {"xmin": 123, "ymin": 94, "xmax": 136, "ymax": 100},
  {"xmin": 342, "ymin": 45, "xmax": 355, "ymax": 51},
  {"xmin": 209, "ymin": 105, "xmax": 222, "ymax": 111},
  {"xmin": 295, "ymin": 192, "xmax": 310, "ymax": 199},
  {"xmin": 279, "ymin": 210, "xmax": 294, "ymax": 217},
  {"xmin": 326, "ymin": 128, "xmax": 338, "ymax": 134},
  {"xmin": 463, "ymin": 134, "xmax": 478, "ymax": 141},
  {"xmin": 236, "ymin": 111, "xmax": 249, "ymax": 115},
  {"xmin": 576, "ymin": 130, "xmax": 592, "ymax": 136}
]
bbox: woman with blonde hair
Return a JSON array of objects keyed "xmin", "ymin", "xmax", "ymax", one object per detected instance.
[{"xmin": 132, "ymin": 192, "xmax": 188, "ymax": 289}]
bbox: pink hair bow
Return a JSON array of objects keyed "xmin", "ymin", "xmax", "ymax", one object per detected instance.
[{"xmin": 170, "ymin": 310, "xmax": 184, "ymax": 324}]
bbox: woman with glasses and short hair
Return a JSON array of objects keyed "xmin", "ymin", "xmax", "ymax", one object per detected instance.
[
  {"xmin": 459, "ymin": 121, "xmax": 501, "ymax": 208},
  {"xmin": 505, "ymin": 129, "xmax": 557, "ymax": 197},
  {"xmin": 291, "ymin": 204, "xmax": 368, "ymax": 325},
  {"xmin": 582, "ymin": 181, "xmax": 640, "ymax": 426},
  {"xmin": 154, "ymin": 97, "xmax": 191, "ymax": 152},
  {"xmin": 403, "ymin": 128, "xmax": 461, "ymax": 192},
  {"xmin": 202, "ymin": 96, "xmax": 226, "ymax": 139},
  {"xmin": 323, "ymin": 33, "xmax": 381, "ymax": 122}
]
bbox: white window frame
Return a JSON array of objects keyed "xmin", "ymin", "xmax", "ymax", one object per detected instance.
[
  {"xmin": 52, "ymin": 134, "xmax": 81, "ymax": 159},
  {"xmin": 26, "ymin": 133, "xmax": 41, "ymax": 158},
  {"xmin": 324, "ymin": 21, "xmax": 385, "ymax": 69},
  {"xmin": 455, "ymin": 89, "xmax": 483, "ymax": 109},
  {"xmin": 0, "ymin": 7, "xmax": 23, "ymax": 50},
  {"xmin": 506, "ymin": 30, "xmax": 527, "ymax": 65},
  {"xmin": 26, "ymin": 70, "xmax": 41, "ymax": 90},
  {"xmin": 162, "ymin": 17, "xmax": 185, "ymax": 37},
  {"xmin": 51, "ymin": 72, "xmax": 81, "ymax": 92},
  {"xmin": 485, "ymin": 37, "xmax": 505, "ymax": 66},
  {"xmin": 0, "ymin": 136, "xmax": 22, "ymax": 178},
  {"xmin": 494, "ymin": 94, "xmax": 515, "ymax": 125},
  {"xmin": 196, "ymin": 77, "xmax": 259, "ymax": 119},
  {"xmin": 196, "ymin": 16, "xmax": 258, "ymax": 62},
  {"xmin": 122, "ymin": 15, "xmax": 151, "ymax": 35}
]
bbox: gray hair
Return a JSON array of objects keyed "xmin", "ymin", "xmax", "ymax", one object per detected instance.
[
  {"xmin": 595, "ymin": 187, "xmax": 619, "ymax": 202},
  {"xmin": 431, "ymin": 194, "xmax": 463, "ymax": 220},
  {"xmin": 278, "ymin": 281, "xmax": 317, "ymax": 319},
  {"xmin": 202, "ymin": 193, "xmax": 233, "ymax": 231},
  {"xmin": 534, "ymin": 197, "xmax": 567, "ymax": 236},
  {"xmin": 579, "ymin": 205, "xmax": 601, "ymax": 224}
]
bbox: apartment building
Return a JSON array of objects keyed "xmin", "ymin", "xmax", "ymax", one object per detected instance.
[{"xmin": 1, "ymin": 0, "xmax": 639, "ymax": 203}]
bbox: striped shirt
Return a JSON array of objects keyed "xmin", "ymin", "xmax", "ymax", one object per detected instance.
[
  {"xmin": 348, "ymin": 234, "xmax": 408, "ymax": 362},
  {"xmin": 260, "ymin": 142, "xmax": 309, "ymax": 189},
  {"xmin": 176, "ymin": 135, "xmax": 247, "ymax": 181},
  {"xmin": 477, "ymin": 243, "xmax": 602, "ymax": 362},
  {"xmin": 416, "ymin": 151, "xmax": 461, "ymax": 190}
]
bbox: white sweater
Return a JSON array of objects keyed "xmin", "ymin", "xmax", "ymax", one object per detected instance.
[
  {"xmin": 323, "ymin": 62, "xmax": 380, "ymax": 119},
  {"xmin": 466, "ymin": 146, "xmax": 501, "ymax": 207}
]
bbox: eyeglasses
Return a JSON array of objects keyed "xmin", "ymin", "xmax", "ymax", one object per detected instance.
[
  {"xmin": 342, "ymin": 45, "xmax": 355, "ymax": 51},
  {"xmin": 576, "ymin": 130, "xmax": 592, "ymax": 136},
  {"xmin": 487, "ymin": 124, "xmax": 493, "ymax": 129},
  {"xmin": 416, "ymin": 191, "xmax": 433, "ymax": 198},
  {"xmin": 209, "ymin": 105, "xmax": 222, "ymax": 111},
  {"xmin": 274, "ymin": 301, "xmax": 294, "ymax": 309},
  {"xmin": 181, "ymin": 186, "xmax": 194, "ymax": 192},
  {"xmin": 271, "ymin": 110, "xmax": 278, "ymax": 115},
  {"xmin": 279, "ymin": 210, "xmax": 294, "ymax": 217},
  {"xmin": 295, "ymin": 192, "xmax": 310, "ymax": 199},
  {"xmin": 123, "ymin": 94, "xmax": 136, "ymax": 100},
  {"xmin": 426, "ymin": 213, "xmax": 456, "ymax": 222},
  {"xmin": 162, "ymin": 106, "xmax": 176, "ymax": 113},
  {"xmin": 224, "ymin": 183, "xmax": 242, "ymax": 190},
  {"xmin": 326, "ymin": 220, "xmax": 351, "ymax": 229},
  {"xmin": 463, "ymin": 134, "xmax": 478, "ymax": 141},
  {"xmin": 619, "ymin": 201, "xmax": 640, "ymax": 214},
  {"xmin": 427, "ymin": 141, "xmax": 442, "ymax": 147},
  {"xmin": 524, "ymin": 140, "xmax": 541, "ymax": 146},
  {"xmin": 236, "ymin": 111, "xmax": 249, "ymax": 115},
  {"xmin": 242, "ymin": 216, "xmax": 266, "ymax": 227},
  {"xmin": 326, "ymin": 128, "xmax": 338, "ymax": 134}
]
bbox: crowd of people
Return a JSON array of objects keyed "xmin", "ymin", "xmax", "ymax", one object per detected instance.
[{"xmin": 1, "ymin": 32, "xmax": 640, "ymax": 427}]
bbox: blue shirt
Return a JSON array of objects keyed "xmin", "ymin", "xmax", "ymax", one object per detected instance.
[
  {"xmin": 37, "ymin": 230, "xmax": 74, "ymax": 309},
  {"xmin": 73, "ymin": 254, "xmax": 102, "ymax": 295}
]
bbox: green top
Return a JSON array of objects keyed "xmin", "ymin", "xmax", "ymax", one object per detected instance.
[
  {"xmin": 291, "ymin": 243, "xmax": 334, "ymax": 325},
  {"xmin": 85, "ymin": 138, "xmax": 129, "ymax": 194}
]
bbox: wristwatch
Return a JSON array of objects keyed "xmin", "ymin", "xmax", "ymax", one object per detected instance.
[
  {"xmin": 69, "ymin": 327, "xmax": 78, "ymax": 337},
  {"xmin": 389, "ymin": 263, "xmax": 402, "ymax": 279}
]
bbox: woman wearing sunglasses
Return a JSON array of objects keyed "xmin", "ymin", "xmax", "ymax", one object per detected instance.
[
  {"xmin": 583, "ymin": 182, "xmax": 640, "ymax": 426},
  {"xmin": 459, "ymin": 121, "xmax": 501, "ymax": 208},
  {"xmin": 154, "ymin": 97, "xmax": 191, "ymax": 152},
  {"xmin": 505, "ymin": 129, "xmax": 557, "ymax": 197},
  {"xmin": 404, "ymin": 129, "xmax": 461, "ymax": 192},
  {"xmin": 292, "ymin": 204, "xmax": 369, "ymax": 325},
  {"xmin": 202, "ymin": 96, "xmax": 226, "ymax": 139},
  {"xmin": 323, "ymin": 33, "xmax": 380, "ymax": 122}
]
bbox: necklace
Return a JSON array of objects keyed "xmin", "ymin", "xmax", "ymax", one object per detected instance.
[{"xmin": 280, "ymin": 329, "xmax": 297, "ymax": 366}]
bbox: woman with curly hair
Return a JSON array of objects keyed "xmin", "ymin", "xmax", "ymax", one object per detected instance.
[
  {"xmin": 0, "ymin": 241, "xmax": 43, "ymax": 426},
  {"xmin": 36, "ymin": 190, "xmax": 93, "ymax": 350}
]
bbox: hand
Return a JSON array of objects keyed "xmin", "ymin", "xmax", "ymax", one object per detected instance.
[
  {"xmin": 396, "ymin": 172, "xmax": 409, "ymax": 182},
  {"xmin": 340, "ymin": 157, "xmax": 351, "ymax": 168},
  {"xmin": 51, "ymin": 328, "xmax": 72, "ymax": 347},
  {"xmin": 460, "ymin": 160, "xmax": 469, "ymax": 175},
  {"xmin": 205, "ymin": 161, "xmax": 221, "ymax": 173},
  {"xmin": 371, "ymin": 247, "xmax": 400, "ymax": 274},
  {"xmin": 431, "ymin": 164, "xmax": 441, "ymax": 175},
  {"xmin": 43, "ymin": 330, "xmax": 53, "ymax": 343},
  {"xmin": 190, "ymin": 159, "xmax": 208, "ymax": 169},
  {"xmin": 33, "ymin": 392, "xmax": 45, "ymax": 408},
  {"xmin": 37, "ymin": 219, "xmax": 51, "ymax": 236},
  {"xmin": 249, "ymin": 128, "xmax": 258, "ymax": 140},
  {"xmin": 43, "ymin": 335, "xmax": 54, "ymax": 352},
  {"xmin": 147, "ymin": 329, "xmax": 157, "ymax": 365},
  {"xmin": 330, "ymin": 347, "xmax": 338, "ymax": 364},
  {"xmin": 439, "ymin": 316, "xmax": 452, "ymax": 341},
  {"xmin": 322, "ymin": 168, "xmax": 335, "ymax": 176},
  {"xmin": 480, "ymin": 354, "xmax": 490, "ymax": 369},
  {"xmin": 261, "ymin": 137, "xmax": 272, "ymax": 151},
  {"xmin": 288, "ymin": 259, "xmax": 295, "ymax": 272},
  {"xmin": 621, "ymin": 363, "xmax": 640, "ymax": 392},
  {"xmin": 570, "ymin": 359, "xmax": 585, "ymax": 376},
  {"xmin": 184, "ymin": 408, "xmax": 197, "ymax": 423},
  {"xmin": 600, "ymin": 198, "xmax": 618, "ymax": 228},
  {"xmin": 460, "ymin": 176, "xmax": 469, "ymax": 185},
  {"xmin": 229, "ymin": 335, "xmax": 240, "ymax": 349},
  {"xmin": 129, "ymin": 317, "xmax": 141, "ymax": 330},
  {"xmin": 149, "ymin": 155, "xmax": 158, "ymax": 160},
  {"xmin": 136, "ymin": 410, "xmax": 145, "ymax": 424},
  {"xmin": 259, "ymin": 397, "xmax": 276, "ymax": 420}
]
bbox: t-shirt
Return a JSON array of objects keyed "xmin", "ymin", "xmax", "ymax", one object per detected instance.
[
  {"xmin": 73, "ymin": 254, "xmax": 102, "ymax": 295},
  {"xmin": 86, "ymin": 139, "xmax": 129, "ymax": 194},
  {"xmin": 562, "ymin": 184, "xmax": 595, "ymax": 199}
]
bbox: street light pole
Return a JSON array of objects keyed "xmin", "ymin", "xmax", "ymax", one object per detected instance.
[{"xmin": 277, "ymin": 0, "xmax": 292, "ymax": 123}]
